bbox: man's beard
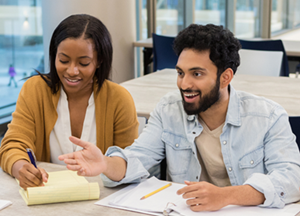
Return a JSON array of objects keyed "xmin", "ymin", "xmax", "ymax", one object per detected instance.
[{"xmin": 180, "ymin": 77, "xmax": 220, "ymax": 115}]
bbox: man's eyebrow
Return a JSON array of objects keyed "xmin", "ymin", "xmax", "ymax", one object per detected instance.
[
  {"xmin": 175, "ymin": 66, "xmax": 207, "ymax": 71},
  {"xmin": 175, "ymin": 66, "xmax": 182, "ymax": 70},
  {"xmin": 188, "ymin": 67, "xmax": 207, "ymax": 71}
]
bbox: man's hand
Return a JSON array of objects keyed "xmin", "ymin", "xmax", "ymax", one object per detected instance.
[
  {"xmin": 12, "ymin": 160, "xmax": 48, "ymax": 190},
  {"xmin": 177, "ymin": 181, "xmax": 228, "ymax": 212},
  {"xmin": 177, "ymin": 181, "xmax": 265, "ymax": 212},
  {"xmin": 58, "ymin": 136, "xmax": 107, "ymax": 176}
]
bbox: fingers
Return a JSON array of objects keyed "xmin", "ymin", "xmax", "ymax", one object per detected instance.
[
  {"xmin": 69, "ymin": 136, "xmax": 90, "ymax": 149},
  {"xmin": 184, "ymin": 180, "xmax": 198, "ymax": 185},
  {"xmin": 77, "ymin": 168, "xmax": 86, "ymax": 176},
  {"xmin": 18, "ymin": 164, "xmax": 44, "ymax": 189},
  {"xmin": 58, "ymin": 152, "xmax": 75, "ymax": 161},
  {"xmin": 190, "ymin": 204, "xmax": 206, "ymax": 212},
  {"xmin": 186, "ymin": 197, "xmax": 201, "ymax": 206},
  {"xmin": 38, "ymin": 168, "xmax": 48, "ymax": 183},
  {"xmin": 63, "ymin": 158, "xmax": 79, "ymax": 165},
  {"xmin": 66, "ymin": 164, "xmax": 83, "ymax": 172},
  {"xmin": 177, "ymin": 182, "xmax": 199, "ymax": 195}
]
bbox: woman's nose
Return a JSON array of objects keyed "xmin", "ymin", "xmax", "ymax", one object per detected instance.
[{"xmin": 67, "ymin": 63, "xmax": 79, "ymax": 76}]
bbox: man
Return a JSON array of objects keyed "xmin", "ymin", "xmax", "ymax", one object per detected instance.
[{"xmin": 59, "ymin": 24, "xmax": 300, "ymax": 211}]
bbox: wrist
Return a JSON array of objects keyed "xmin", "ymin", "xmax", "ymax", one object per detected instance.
[{"xmin": 11, "ymin": 159, "xmax": 29, "ymax": 178}]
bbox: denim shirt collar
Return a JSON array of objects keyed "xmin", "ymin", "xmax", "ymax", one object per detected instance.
[
  {"xmin": 225, "ymin": 84, "xmax": 241, "ymax": 126},
  {"xmin": 185, "ymin": 84, "xmax": 241, "ymax": 126}
]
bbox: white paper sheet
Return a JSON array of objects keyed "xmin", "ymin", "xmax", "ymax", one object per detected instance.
[
  {"xmin": 0, "ymin": 200, "xmax": 12, "ymax": 211},
  {"xmin": 95, "ymin": 177, "xmax": 300, "ymax": 216}
]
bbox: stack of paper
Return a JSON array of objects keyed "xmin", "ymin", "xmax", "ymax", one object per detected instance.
[
  {"xmin": 108, "ymin": 177, "xmax": 184, "ymax": 214},
  {"xmin": 19, "ymin": 170, "xmax": 100, "ymax": 205},
  {"xmin": 96, "ymin": 177, "xmax": 300, "ymax": 216}
]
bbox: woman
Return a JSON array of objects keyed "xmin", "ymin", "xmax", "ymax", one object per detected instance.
[{"xmin": 0, "ymin": 14, "xmax": 138, "ymax": 189}]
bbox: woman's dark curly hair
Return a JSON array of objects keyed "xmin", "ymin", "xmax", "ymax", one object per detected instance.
[
  {"xmin": 173, "ymin": 24, "xmax": 241, "ymax": 77},
  {"xmin": 39, "ymin": 14, "xmax": 113, "ymax": 94}
]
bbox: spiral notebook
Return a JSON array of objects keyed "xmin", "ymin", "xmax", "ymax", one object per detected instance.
[
  {"xmin": 18, "ymin": 170, "xmax": 100, "ymax": 205},
  {"xmin": 96, "ymin": 177, "xmax": 300, "ymax": 216}
]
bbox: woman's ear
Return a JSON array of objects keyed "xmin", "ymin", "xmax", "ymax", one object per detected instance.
[{"xmin": 220, "ymin": 68, "xmax": 233, "ymax": 89}]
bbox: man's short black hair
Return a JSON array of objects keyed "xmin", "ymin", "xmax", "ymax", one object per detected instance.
[{"xmin": 173, "ymin": 24, "xmax": 241, "ymax": 76}]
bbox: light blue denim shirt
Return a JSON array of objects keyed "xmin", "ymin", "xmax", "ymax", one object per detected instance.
[{"xmin": 101, "ymin": 85, "xmax": 300, "ymax": 208}]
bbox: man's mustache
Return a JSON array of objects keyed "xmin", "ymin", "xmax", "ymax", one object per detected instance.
[{"xmin": 180, "ymin": 89, "xmax": 201, "ymax": 94}]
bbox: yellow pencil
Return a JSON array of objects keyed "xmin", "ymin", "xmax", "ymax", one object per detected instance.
[{"xmin": 140, "ymin": 183, "xmax": 172, "ymax": 200}]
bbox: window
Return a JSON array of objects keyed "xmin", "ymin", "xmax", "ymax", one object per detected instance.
[
  {"xmin": 271, "ymin": 0, "xmax": 288, "ymax": 34},
  {"xmin": 194, "ymin": 0, "xmax": 226, "ymax": 26},
  {"xmin": 294, "ymin": 0, "xmax": 300, "ymax": 27},
  {"xmin": 155, "ymin": 0, "xmax": 184, "ymax": 36},
  {"xmin": 0, "ymin": 0, "xmax": 43, "ymax": 125},
  {"xmin": 235, "ymin": 0, "xmax": 261, "ymax": 38}
]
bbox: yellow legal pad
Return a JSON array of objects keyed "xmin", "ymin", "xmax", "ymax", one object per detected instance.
[{"xmin": 18, "ymin": 170, "xmax": 100, "ymax": 205}]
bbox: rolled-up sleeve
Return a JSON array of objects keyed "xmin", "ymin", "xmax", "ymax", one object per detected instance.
[
  {"xmin": 101, "ymin": 101, "xmax": 167, "ymax": 187},
  {"xmin": 101, "ymin": 147, "xmax": 150, "ymax": 187},
  {"xmin": 244, "ymin": 110, "xmax": 300, "ymax": 208}
]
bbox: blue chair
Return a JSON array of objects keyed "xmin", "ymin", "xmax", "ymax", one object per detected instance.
[
  {"xmin": 238, "ymin": 39, "xmax": 289, "ymax": 77},
  {"xmin": 152, "ymin": 33, "xmax": 178, "ymax": 72},
  {"xmin": 289, "ymin": 116, "xmax": 300, "ymax": 151}
]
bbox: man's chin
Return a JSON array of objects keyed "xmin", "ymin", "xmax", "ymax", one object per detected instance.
[{"xmin": 183, "ymin": 103, "xmax": 199, "ymax": 115}]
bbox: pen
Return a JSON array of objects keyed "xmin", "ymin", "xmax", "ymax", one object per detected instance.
[
  {"xmin": 140, "ymin": 183, "xmax": 172, "ymax": 200},
  {"xmin": 26, "ymin": 148, "xmax": 37, "ymax": 168}
]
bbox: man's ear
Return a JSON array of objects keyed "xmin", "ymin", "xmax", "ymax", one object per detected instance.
[{"xmin": 220, "ymin": 68, "xmax": 233, "ymax": 89}]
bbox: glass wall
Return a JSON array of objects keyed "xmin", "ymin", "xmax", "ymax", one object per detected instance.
[
  {"xmin": 271, "ymin": 0, "xmax": 300, "ymax": 35},
  {"xmin": 194, "ymin": 0, "xmax": 226, "ymax": 26},
  {"xmin": 141, "ymin": 0, "xmax": 147, "ymax": 39},
  {"xmin": 0, "ymin": 0, "xmax": 43, "ymax": 107},
  {"xmin": 235, "ymin": 0, "xmax": 261, "ymax": 38},
  {"xmin": 294, "ymin": 0, "xmax": 300, "ymax": 27},
  {"xmin": 271, "ymin": 0, "xmax": 288, "ymax": 34},
  {"xmin": 155, "ymin": 0, "xmax": 184, "ymax": 36}
]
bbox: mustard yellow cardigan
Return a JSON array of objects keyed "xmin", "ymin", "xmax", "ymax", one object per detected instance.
[{"xmin": 0, "ymin": 76, "xmax": 138, "ymax": 175}]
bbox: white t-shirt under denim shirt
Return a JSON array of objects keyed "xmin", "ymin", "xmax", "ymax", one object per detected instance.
[{"xmin": 49, "ymin": 88, "xmax": 96, "ymax": 165}]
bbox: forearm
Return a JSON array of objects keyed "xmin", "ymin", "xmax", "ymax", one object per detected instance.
[
  {"xmin": 223, "ymin": 185, "xmax": 265, "ymax": 206},
  {"xmin": 102, "ymin": 156, "xmax": 127, "ymax": 182}
]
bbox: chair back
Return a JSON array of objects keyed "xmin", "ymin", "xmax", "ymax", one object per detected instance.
[
  {"xmin": 237, "ymin": 49, "xmax": 283, "ymax": 77},
  {"xmin": 152, "ymin": 33, "xmax": 178, "ymax": 72},
  {"xmin": 289, "ymin": 116, "xmax": 300, "ymax": 151},
  {"xmin": 238, "ymin": 39, "xmax": 289, "ymax": 77}
]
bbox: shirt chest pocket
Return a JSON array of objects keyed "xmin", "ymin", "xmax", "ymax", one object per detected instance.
[
  {"xmin": 239, "ymin": 146, "xmax": 264, "ymax": 170},
  {"xmin": 162, "ymin": 131, "xmax": 192, "ymax": 175}
]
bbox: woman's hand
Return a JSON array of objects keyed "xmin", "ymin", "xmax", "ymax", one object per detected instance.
[
  {"xmin": 12, "ymin": 160, "xmax": 48, "ymax": 190},
  {"xmin": 58, "ymin": 136, "xmax": 107, "ymax": 176}
]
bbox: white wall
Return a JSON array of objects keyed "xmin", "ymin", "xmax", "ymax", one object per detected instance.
[{"xmin": 42, "ymin": 0, "xmax": 136, "ymax": 83}]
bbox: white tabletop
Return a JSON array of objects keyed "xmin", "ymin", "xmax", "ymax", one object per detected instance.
[
  {"xmin": 121, "ymin": 69, "xmax": 300, "ymax": 118},
  {"xmin": 0, "ymin": 163, "xmax": 144, "ymax": 216}
]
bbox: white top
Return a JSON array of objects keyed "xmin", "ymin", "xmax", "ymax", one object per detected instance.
[{"xmin": 50, "ymin": 88, "xmax": 96, "ymax": 165}]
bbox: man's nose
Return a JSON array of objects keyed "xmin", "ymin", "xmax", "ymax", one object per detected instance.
[{"xmin": 181, "ymin": 75, "xmax": 194, "ymax": 90}]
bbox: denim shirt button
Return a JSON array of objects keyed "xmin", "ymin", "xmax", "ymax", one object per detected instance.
[
  {"xmin": 192, "ymin": 131, "xmax": 196, "ymax": 134},
  {"xmin": 280, "ymin": 192, "xmax": 284, "ymax": 196},
  {"xmin": 228, "ymin": 167, "xmax": 232, "ymax": 171},
  {"xmin": 250, "ymin": 160, "xmax": 254, "ymax": 165},
  {"xmin": 175, "ymin": 144, "xmax": 179, "ymax": 147},
  {"xmin": 223, "ymin": 141, "xmax": 227, "ymax": 145},
  {"xmin": 196, "ymin": 176, "xmax": 198, "ymax": 179}
]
